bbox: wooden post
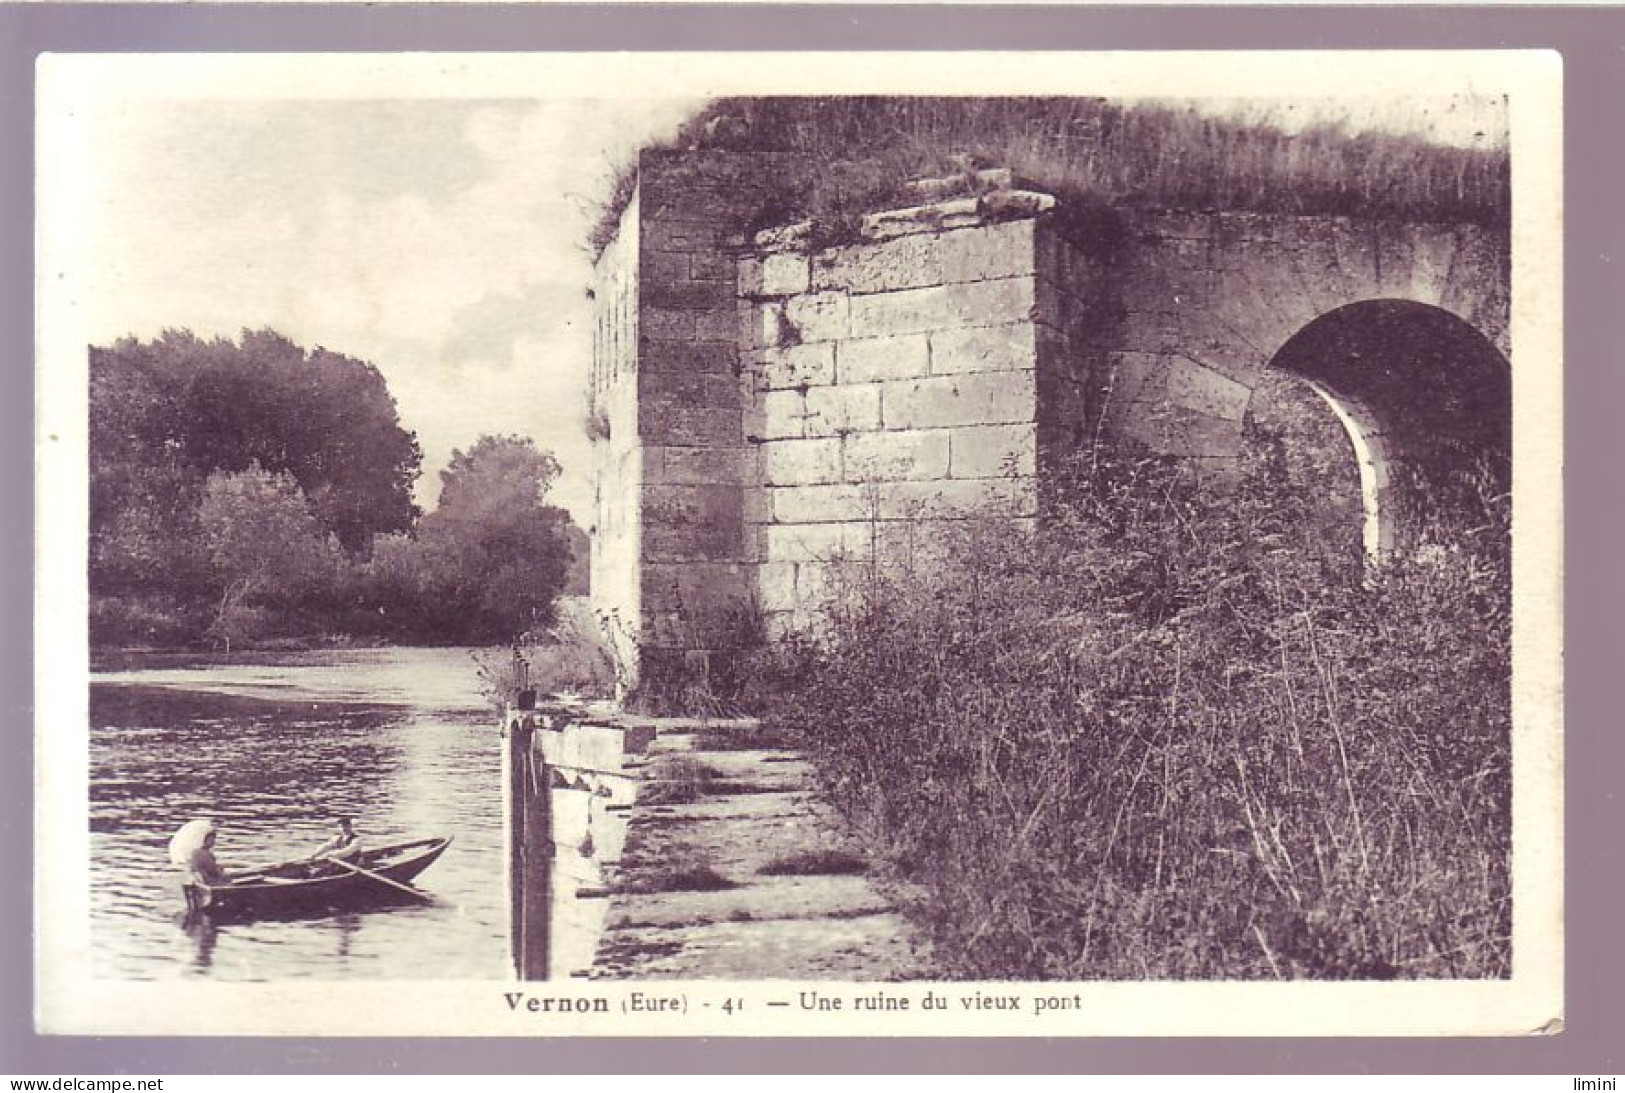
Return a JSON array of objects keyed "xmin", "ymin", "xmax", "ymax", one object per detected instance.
[{"xmin": 505, "ymin": 713, "xmax": 552, "ymax": 979}]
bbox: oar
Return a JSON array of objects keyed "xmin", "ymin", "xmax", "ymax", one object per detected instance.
[{"xmin": 323, "ymin": 856, "xmax": 433, "ymax": 902}]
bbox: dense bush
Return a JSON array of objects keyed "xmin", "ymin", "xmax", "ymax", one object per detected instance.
[
  {"xmin": 746, "ymin": 438, "xmax": 1511, "ymax": 980},
  {"xmin": 91, "ymin": 331, "xmax": 582, "ymax": 650}
]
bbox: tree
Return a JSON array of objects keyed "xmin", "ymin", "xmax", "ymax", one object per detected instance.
[
  {"xmin": 89, "ymin": 329, "xmax": 423, "ymax": 646},
  {"xmin": 91, "ymin": 329, "xmax": 421, "ymax": 575},
  {"xmin": 411, "ymin": 435, "xmax": 571, "ymax": 643},
  {"xmin": 196, "ymin": 465, "xmax": 342, "ymax": 649}
]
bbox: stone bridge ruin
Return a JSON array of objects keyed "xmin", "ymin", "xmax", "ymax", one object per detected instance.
[{"xmin": 588, "ymin": 149, "xmax": 1511, "ymax": 690}]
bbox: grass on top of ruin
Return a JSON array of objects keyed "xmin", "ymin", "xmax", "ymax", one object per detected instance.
[
  {"xmin": 590, "ymin": 96, "xmax": 1509, "ymax": 258},
  {"xmin": 737, "ymin": 438, "xmax": 1512, "ymax": 981}
]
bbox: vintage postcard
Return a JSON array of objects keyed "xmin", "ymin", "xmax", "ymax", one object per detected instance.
[{"xmin": 34, "ymin": 50, "xmax": 1562, "ymax": 1037}]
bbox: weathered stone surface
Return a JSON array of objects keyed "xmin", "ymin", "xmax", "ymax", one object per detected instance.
[
  {"xmin": 640, "ymin": 338, "xmax": 735, "ymax": 375},
  {"xmin": 1121, "ymin": 400, "xmax": 1246, "ymax": 459},
  {"xmin": 761, "ymin": 252, "xmax": 811, "ymax": 296},
  {"xmin": 640, "ymin": 219, "xmax": 722, "ymax": 254},
  {"xmin": 948, "ymin": 423, "xmax": 1037, "ymax": 478},
  {"xmin": 645, "ymin": 276, "xmax": 731, "ymax": 311},
  {"xmin": 640, "ymin": 404, "xmax": 740, "ymax": 447},
  {"xmin": 813, "ymin": 233, "xmax": 943, "ymax": 295},
  {"xmin": 761, "ymin": 390, "xmax": 811, "ymax": 440},
  {"xmin": 641, "ymin": 307, "xmax": 698, "ymax": 342},
  {"xmin": 1087, "ymin": 351, "xmax": 1165, "ymax": 405},
  {"xmin": 756, "ymin": 560, "xmax": 802, "ymax": 612},
  {"xmin": 1166, "ymin": 356, "xmax": 1254, "ymax": 422},
  {"xmin": 642, "ymin": 484, "xmax": 743, "ymax": 562},
  {"xmin": 843, "ymin": 429, "xmax": 952, "ymax": 482},
  {"xmin": 643, "ymin": 250, "xmax": 690, "ymax": 285},
  {"xmin": 605, "ymin": 874, "xmax": 890, "ymax": 932},
  {"xmin": 882, "ymin": 371, "xmax": 1037, "ymax": 430},
  {"xmin": 761, "ymin": 521, "xmax": 872, "ymax": 564},
  {"xmin": 847, "ymin": 277, "xmax": 1035, "ymax": 339},
  {"xmin": 539, "ymin": 723, "xmax": 637, "ymax": 777},
  {"xmin": 769, "ymin": 483, "xmax": 871, "ymax": 525},
  {"xmin": 642, "ymin": 307, "xmax": 737, "ymax": 344},
  {"xmin": 760, "ymin": 437, "xmax": 843, "ymax": 486},
  {"xmin": 1407, "ymin": 225, "xmax": 1460, "ymax": 308},
  {"xmin": 784, "ymin": 292, "xmax": 852, "ymax": 342},
  {"xmin": 755, "ymin": 342, "xmax": 836, "ymax": 390},
  {"xmin": 642, "ymin": 370, "xmax": 740, "ymax": 410},
  {"xmin": 873, "ymin": 477, "xmax": 1036, "ymax": 520},
  {"xmin": 937, "ymin": 218, "xmax": 1035, "ymax": 283},
  {"xmin": 804, "ymin": 384, "xmax": 883, "ymax": 437},
  {"xmin": 587, "ymin": 715, "xmax": 933, "ymax": 984},
  {"xmin": 691, "ymin": 250, "xmax": 736, "ymax": 281},
  {"xmin": 930, "ymin": 323, "xmax": 1037, "ymax": 375},
  {"xmin": 596, "ymin": 913, "xmax": 926, "ymax": 980},
  {"xmin": 692, "ymin": 308, "xmax": 740, "ymax": 343},
  {"xmin": 658, "ymin": 446, "xmax": 746, "ymax": 486},
  {"xmin": 837, "ymin": 333, "xmax": 931, "ymax": 384}
]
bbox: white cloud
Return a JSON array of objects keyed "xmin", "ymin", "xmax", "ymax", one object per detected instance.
[{"xmin": 69, "ymin": 95, "xmax": 700, "ymax": 526}]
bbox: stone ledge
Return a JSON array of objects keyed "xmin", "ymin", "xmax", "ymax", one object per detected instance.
[{"xmin": 749, "ymin": 189, "xmax": 1058, "ymax": 255}]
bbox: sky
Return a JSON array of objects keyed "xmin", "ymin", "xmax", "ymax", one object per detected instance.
[
  {"xmin": 57, "ymin": 71, "xmax": 1505, "ymax": 528},
  {"xmin": 69, "ymin": 95, "xmax": 704, "ymax": 523}
]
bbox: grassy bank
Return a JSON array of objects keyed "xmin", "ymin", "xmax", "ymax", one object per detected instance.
[
  {"xmin": 593, "ymin": 96, "xmax": 1509, "ymax": 257},
  {"xmin": 743, "ymin": 440, "xmax": 1511, "ymax": 980}
]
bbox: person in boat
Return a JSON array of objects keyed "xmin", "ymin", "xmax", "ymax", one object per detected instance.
[
  {"xmin": 169, "ymin": 818, "xmax": 229, "ymax": 913},
  {"xmin": 309, "ymin": 816, "xmax": 364, "ymax": 866}
]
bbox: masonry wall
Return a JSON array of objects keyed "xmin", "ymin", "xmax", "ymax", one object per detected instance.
[
  {"xmin": 589, "ymin": 189, "xmax": 642, "ymax": 675},
  {"xmin": 591, "ymin": 149, "xmax": 1511, "ymax": 680},
  {"xmin": 737, "ymin": 196, "xmax": 1094, "ymax": 635},
  {"xmin": 591, "ymin": 151, "xmax": 789, "ymax": 686},
  {"xmin": 1089, "ymin": 211, "xmax": 1510, "ymax": 478}
]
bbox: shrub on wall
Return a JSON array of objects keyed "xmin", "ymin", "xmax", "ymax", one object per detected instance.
[{"xmin": 746, "ymin": 434, "xmax": 1511, "ymax": 980}]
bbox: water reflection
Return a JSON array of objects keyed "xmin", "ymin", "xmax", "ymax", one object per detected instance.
[
  {"xmin": 89, "ymin": 648, "xmax": 507, "ymax": 981},
  {"xmin": 180, "ymin": 913, "xmax": 218, "ymax": 972}
]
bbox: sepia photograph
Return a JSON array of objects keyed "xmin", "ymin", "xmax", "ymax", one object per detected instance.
[{"xmin": 33, "ymin": 50, "xmax": 1562, "ymax": 1037}]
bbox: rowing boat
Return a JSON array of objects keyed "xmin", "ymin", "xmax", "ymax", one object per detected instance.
[{"xmin": 184, "ymin": 836, "xmax": 452, "ymax": 921}]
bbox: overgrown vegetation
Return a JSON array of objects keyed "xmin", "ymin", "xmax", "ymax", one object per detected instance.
[
  {"xmin": 591, "ymin": 96, "xmax": 1509, "ymax": 258},
  {"xmin": 90, "ymin": 330, "xmax": 583, "ymax": 650},
  {"xmin": 759, "ymin": 849, "xmax": 870, "ymax": 877},
  {"xmin": 742, "ymin": 431, "xmax": 1511, "ymax": 980}
]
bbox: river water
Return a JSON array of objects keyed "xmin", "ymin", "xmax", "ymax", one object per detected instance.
[{"xmin": 89, "ymin": 647, "xmax": 509, "ymax": 981}]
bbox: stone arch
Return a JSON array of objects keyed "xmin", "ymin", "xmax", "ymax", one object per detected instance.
[{"xmin": 1262, "ymin": 299, "xmax": 1511, "ymax": 556}]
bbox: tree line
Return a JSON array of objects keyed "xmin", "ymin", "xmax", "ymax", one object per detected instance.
[{"xmin": 90, "ymin": 329, "xmax": 579, "ymax": 650}]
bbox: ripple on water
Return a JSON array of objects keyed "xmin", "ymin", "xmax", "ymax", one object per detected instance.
[{"xmin": 89, "ymin": 649, "xmax": 509, "ymax": 981}]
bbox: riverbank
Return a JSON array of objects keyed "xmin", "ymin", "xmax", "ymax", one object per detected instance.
[{"xmin": 509, "ymin": 707, "xmax": 936, "ymax": 981}]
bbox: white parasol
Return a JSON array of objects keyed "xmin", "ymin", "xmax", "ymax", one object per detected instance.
[{"xmin": 167, "ymin": 819, "xmax": 216, "ymax": 867}]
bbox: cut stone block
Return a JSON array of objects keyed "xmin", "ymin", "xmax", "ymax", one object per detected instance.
[
  {"xmin": 784, "ymin": 292, "xmax": 852, "ymax": 343},
  {"xmin": 842, "ymin": 429, "xmax": 952, "ymax": 482},
  {"xmin": 760, "ymin": 522, "xmax": 874, "ymax": 564},
  {"xmin": 761, "ymin": 390, "xmax": 810, "ymax": 440},
  {"xmin": 882, "ymin": 371, "xmax": 1037, "ymax": 430},
  {"xmin": 838, "ymin": 333, "xmax": 931, "ymax": 384},
  {"xmin": 930, "ymin": 323, "xmax": 1038, "ymax": 375},
  {"xmin": 812, "ymin": 232, "xmax": 944, "ymax": 295},
  {"xmin": 761, "ymin": 252, "xmax": 811, "ymax": 296},
  {"xmin": 757, "ymin": 343, "xmax": 837, "ymax": 390},
  {"xmin": 803, "ymin": 384, "xmax": 882, "ymax": 437},
  {"xmin": 760, "ymin": 437, "xmax": 843, "ymax": 486},
  {"xmin": 948, "ymin": 423, "xmax": 1037, "ymax": 478},
  {"xmin": 1166, "ymin": 357, "xmax": 1253, "ymax": 422},
  {"xmin": 769, "ymin": 483, "xmax": 871, "ymax": 525},
  {"xmin": 937, "ymin": 219, "xmax": 1037, "ymax": 283}
]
